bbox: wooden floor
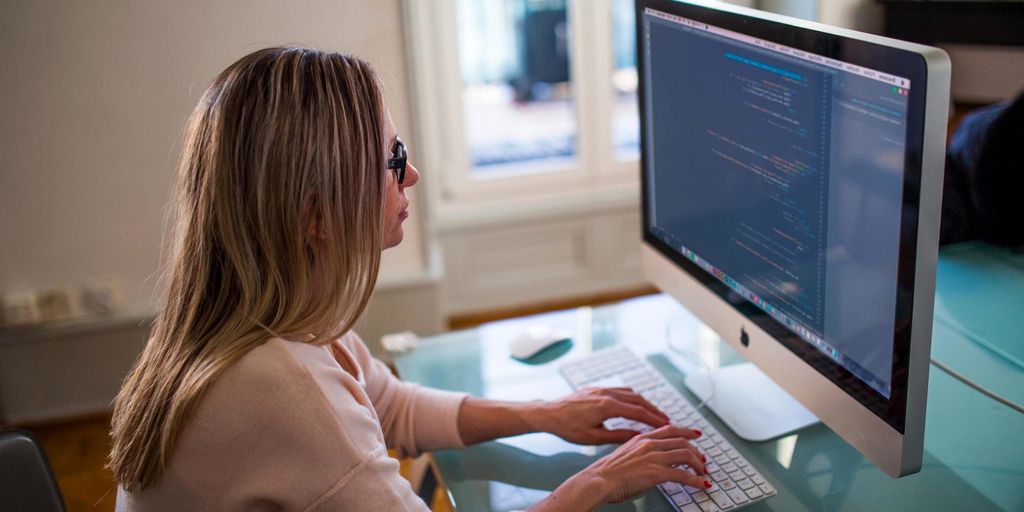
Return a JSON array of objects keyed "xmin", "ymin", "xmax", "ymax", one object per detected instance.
[{"xmin": 30, "ymin": 413, "xmax": 117, "ymax": 511}]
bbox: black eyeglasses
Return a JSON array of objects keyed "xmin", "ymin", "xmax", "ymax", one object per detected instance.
[{"xmin": 387, "ymin": 136, "xmax": 407, "ymax": 184}]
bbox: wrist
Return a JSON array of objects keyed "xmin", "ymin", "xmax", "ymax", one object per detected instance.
[
  {"xmin": 520, "ymin": 400, "xmax": 554, "ymax": 434},
  {"xmin": 543, "ymin": 470, "xmax": 609, "ymax": 511}
]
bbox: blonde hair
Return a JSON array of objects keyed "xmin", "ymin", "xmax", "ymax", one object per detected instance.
[{"xmin": 109, "ymin": 47, "xmax": 389, "ymax": 490}]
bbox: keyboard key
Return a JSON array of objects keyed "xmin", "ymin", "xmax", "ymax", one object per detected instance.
[
  {"xmin": 698, "ymin": 501, "xmax": 722, "ymax": 512},
  {"xmin": 662, "ymin": 482, "xmax": 685, "ymax": 495},
  {"xmin": 759, "ymin": 483, "xmax": 775, "ymax": 496},
  {"xmin": 742, "ymin": 466, "xmax": 757, "ymax": 476},
  {"xmin": 736, "ymin": 478, "xmax": 755, "ymax": 490},
  {"xmin": 751, "ymin": 474, "xmax": 765, "ymax": 485},
  {"xmin": 721, "ymin": 462, "xmax": 738, "ymax": 473},
  {"xmin": 710, "ymin": 471, "xmax": 728, "ymax": 482},
  {"xmin": 745, "ymin": 486, "xmax": 764, "ymax": 500},
  {"xmin": 681, "ymin": 504, "xmax": 702, "ymax": 512},
  {"xmin": 709, "ymin": 490, "xmax": 733, "ymax": 509},
  {"xmin": 692, "ymin": 490, "xmax": 711, "ymax": 502},
  {"xmin": 726, "ymin": 488, "xmax": 750, "ymax": 505},
  {"xmin": 727, "ymin": 470, "xmax": 745, "ymax": 481},
  {"xmin": 718, "ymin": 479, "xmax": 737, "ymax": 491},
  {"xmin": 670, "ymin": 490, "xmax": 693, "ymax": 504}
]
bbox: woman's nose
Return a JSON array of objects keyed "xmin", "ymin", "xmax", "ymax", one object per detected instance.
[{"xmin": 403, "ymin": 162, "xmax": 420, "ymax": 187}]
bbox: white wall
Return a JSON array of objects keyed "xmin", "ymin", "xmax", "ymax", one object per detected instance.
[
  {"xmin": 0, "ymin": 0, "xmax": 436, "ymax": 423},
  {"xmin": 817, "ymin": 0, "xmax": 882, "ymax": 33},
  {"xmin": 0, "ymin": 0, "xmax": 428, "ymax": 317}
]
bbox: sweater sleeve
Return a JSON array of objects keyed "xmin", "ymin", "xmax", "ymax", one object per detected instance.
[
  {"xmin": 307, "ymin": 446, "xmax": 431, "ymax": 512},
  {"xmin": 340, "ymin": 333, "xmax": 468, "ymax": 459}
]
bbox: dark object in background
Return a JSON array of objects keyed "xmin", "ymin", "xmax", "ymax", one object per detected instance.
[
  {"xmin": 513, "ymin": 2, "xmax": 570, "ymax": 103},
  {"xmin": 880, "ymin": 0, "xmax": 1024, "ymax": 47},
  {"xmin": 940, "ymin": 92, "xmax": 1024, "ymax": 249},
  {"xmin": 0, "ymin": 429, "xmax": 67, "ymax": 512}
]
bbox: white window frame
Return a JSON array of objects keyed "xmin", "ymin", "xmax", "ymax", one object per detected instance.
[{"xmin": 403, "ymin": 0, "xmax": 641, "ymax": 232}]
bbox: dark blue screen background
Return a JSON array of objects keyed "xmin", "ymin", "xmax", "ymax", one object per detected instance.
[{"xmin": 643, "ymin": 14, "xmax": 908, "ymax": 395}]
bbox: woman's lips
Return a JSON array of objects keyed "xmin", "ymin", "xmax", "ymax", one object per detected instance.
[{"xmin": 399, "ymin": 209, "xmax": 409, "ymax": 220}]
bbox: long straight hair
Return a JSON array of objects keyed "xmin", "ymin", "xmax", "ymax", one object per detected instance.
[{"xmin": 109, "ymin": 47, "xmax": 389, "ymax": 490}]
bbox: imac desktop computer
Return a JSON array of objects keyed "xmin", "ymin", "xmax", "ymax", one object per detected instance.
[{"xmin": 636, "ymin": 0, "xmax": 950, "ymax": 479}]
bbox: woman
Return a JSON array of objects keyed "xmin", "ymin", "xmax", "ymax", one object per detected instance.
[{"xmin": 109, "ymin": 47, "xmax": 709, "ymax": 511}]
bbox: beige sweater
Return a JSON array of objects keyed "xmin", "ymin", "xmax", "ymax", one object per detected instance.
[{"xmin": 117, "ymin": 333, "xmax": 468, "ymax": 511}]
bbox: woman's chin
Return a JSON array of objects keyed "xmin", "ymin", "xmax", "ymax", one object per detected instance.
[{"xmin": 384, "ymin": 229, "xmax": 404, "ymax": 249}]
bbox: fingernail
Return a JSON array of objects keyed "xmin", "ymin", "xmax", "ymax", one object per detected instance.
[
  {"xmin": 693, "ymin": 429, "xmax": 702, "ymax": 437},
  {"xmin": 704, "ymin": 480, "xmax": 713, "ymax": 489},
  {"xmin": 702, "ymin": 454, "xmax": 707, "ymax": 463}
]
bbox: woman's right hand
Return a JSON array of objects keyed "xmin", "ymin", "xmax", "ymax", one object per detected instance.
[{"xmin": 532, "ymin": 424, "xmax": 709, "ymax": 511}]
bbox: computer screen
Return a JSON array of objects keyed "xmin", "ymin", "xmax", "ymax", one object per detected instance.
[
  {"xmin": 637, "ymin": 0, "xmax": 949, "ymax": 477},
  {"xmin": 644, "ymin": 7, "xmax": 911, "ymax": 399}
]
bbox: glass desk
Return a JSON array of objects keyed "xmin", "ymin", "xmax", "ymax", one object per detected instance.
[{"xmin": 393, "ymin": 243, "xmax": 1024, "ymax": 511}]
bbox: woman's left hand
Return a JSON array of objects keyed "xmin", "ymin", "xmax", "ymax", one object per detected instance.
[{"xmin": 530, "ymin": 387, "xmax": 671, "ymax": 445}]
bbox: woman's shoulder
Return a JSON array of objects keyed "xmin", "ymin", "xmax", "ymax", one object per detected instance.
[
  {"xmin": 208, "ymin": 337, "xmax": 372, "ymax": 424},
  {"xmin": 164, "ymin": 337, "xmax": 387, "ymax": 482},
  {"xmin": 189, "ymin": 338, "xmax": 334, "ymax": 425},
  {"xmin": 123, "ymin": 337, "xmax": 392, "ymax": 510},
  {"xmin": 184, "ymin": 336, "xmax": 387, "ymax": 451},
  {"xmin": 227, "ymin": 337, "xmax": 330, "ymax": 381}
]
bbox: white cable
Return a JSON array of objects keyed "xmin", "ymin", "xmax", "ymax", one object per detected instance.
[
  {"xmin": 663, "ymin": 310, "xmax": 1024, "ymax": 415},
  {"xmin": 664, "ymin": 317, "xmax": 716, "ymax": 410},
  {"xmin": 930, "ymin": 358, "xmax": 1024, "ymax": 415}
]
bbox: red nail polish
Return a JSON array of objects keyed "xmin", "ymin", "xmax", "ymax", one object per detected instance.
[
  {"xmin": 702, "ymin": 454, "xmax": 707, "ymax": 463},
  {"xmin": 693, "ymin": 429, "xmax": 702, "ymax": 437},
  {"xmin": 704, "ymin": 480, "xmax": 713, "ymax": 489}
]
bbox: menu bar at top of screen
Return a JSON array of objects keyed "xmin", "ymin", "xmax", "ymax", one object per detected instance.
[{"xmin": 645, "ymin": 8, "xmax": 911, "ymax": 89}]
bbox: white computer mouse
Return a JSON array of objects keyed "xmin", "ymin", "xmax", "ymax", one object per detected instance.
[{"xmin": 509, "ymin": 326, "xmax": 572, "ymax": 360}]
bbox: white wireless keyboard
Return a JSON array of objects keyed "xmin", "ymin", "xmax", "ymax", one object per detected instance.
[{"xmin": 560, "ymin": 347, "xmax": 776, "ymax": 512}]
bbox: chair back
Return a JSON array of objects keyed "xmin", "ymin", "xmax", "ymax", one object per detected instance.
[{"xmin": 0, "ymin": 429, "xmax": 67, "ymax": 512}]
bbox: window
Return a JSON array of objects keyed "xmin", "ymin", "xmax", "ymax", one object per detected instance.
[
  {"xmin": 404, "ymin": 0, "xmax": 640, "ymax": 223},
  {"xmin": 611, "ymin": 0, "xmax": 640, "ymax": 160},
  {"xmin": 458, "ymin": 0, "xmax": 579, "ymax": 175}
]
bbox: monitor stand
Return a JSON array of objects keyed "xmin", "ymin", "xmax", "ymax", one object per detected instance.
[{"xmin": 676, "ymin": 358, "xmax": 820, "ymax": 442}]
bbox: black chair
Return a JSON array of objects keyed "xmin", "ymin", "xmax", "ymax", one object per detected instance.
[{"xmin": 0, "ymin": 429, "xmax": 67, "ymax": 512}]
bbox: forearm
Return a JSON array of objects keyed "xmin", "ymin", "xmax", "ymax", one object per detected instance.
[
  {"xmin": 528, "ymin": 472, "xmax": 607, "ymax": 512},
  {"xmin": 456, "ymin": 396, "xmax": 549, "ymax": 446}
]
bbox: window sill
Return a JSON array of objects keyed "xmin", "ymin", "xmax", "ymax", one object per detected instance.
[{"xmin": 431, "ymin": 180, "xmax": 640, "ymax": 234}]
